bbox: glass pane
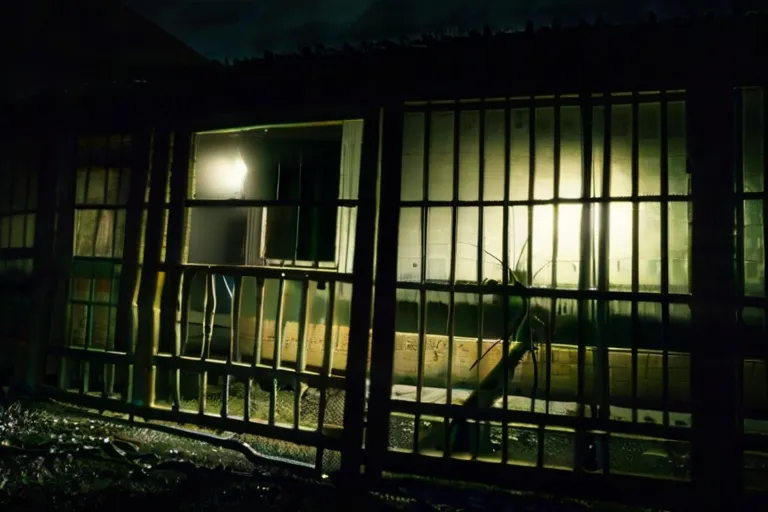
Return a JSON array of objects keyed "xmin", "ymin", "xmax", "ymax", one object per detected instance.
[
  {"xmin": 534, "ymin": 107, "xmax": 555, "ymax": 200},
  {"xmin": 483, "ymin": 109, "xmax": 505, "ymax": 201},
  {"xmin": 458, "ymin": 110, "xmax": 480, "ymax": 201},
  {"xmin": 426, "ymin": 207, "xmax": 452, "ymax": 282},
  {"xmin": 639, "ymin": 203, "xmax": 662, "ymax": 292},
  {"xmin": 509, "ymin": 108, "xmax": 530, "ymax": 201},
  {"xmin": 610, "ymin": 104, "xmax": 633, "ymax": 197},
  {"xmin": 667, "ymin": 101, "xmax": 688, "ymax": 196},
  {"xmin": 428, "ymin": 111, "xmax": 454, "ymax": 201},
  {"xmin": 668, "ymin": 202, "xmax": 691, "ymax": 293},
  {"xmin": 10, "ymin": 214, "xmax": 26, "ymax": 248},
  {"xmin": 638, "ymin": 102, "xmax": 661, "ymax": 196},
  {"xmin": 744, "ymin": 199, "xmax": 765, "ymax": 297},
  {"xmin": 743, "ymin": 88, "xmax": 764, "ymax": 193},
  {"xmin": 74, "ymin": 210, "xmax": 125, "ymax": 258},
  {"xmin": 455, "ymin": 207, "xmax": 479, "ymax": 283},
  {"xmin": 192, "ymin": 123, "xmax": 344, "ymax": 201},
  {"xmin": 401, "ymin": 113, "xmax": 425, "ymax": 201},
  {"xmin": 607, "ymin": 202, "xmax": 633, "ymax": 291},
  {"xmin": 559, "ymin": 105, "xmax": 582, "ymax": 199},
  {"xmin": 0, "ymin": 216, "xmax": 8, "ymax": 248}
]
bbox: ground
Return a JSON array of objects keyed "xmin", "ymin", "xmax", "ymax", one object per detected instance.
[{"xmin": 0, "ymin": 398, "xmax": 664, "ymax": 512}]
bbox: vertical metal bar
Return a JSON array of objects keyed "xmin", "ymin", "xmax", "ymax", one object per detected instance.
[
  {"xmin": 175, "ymin": 270, "xmax": 192, "ymax": 411},
  {"xmin": 56, "ymin": 133, "xmax": 78, "ymax": 390},
  {"xmin": 113, "ymin": 130, "xmax": 151, "ymax": 405},
  {"xmin": 245, "ymin": 277, "xmax": 265, "ymax": 423},
  {"xmin": 366, "ymin": 105, "xmax": 405, "ymax": 479},
  {"xmin": 136, "ymin": 130, "xmax": 171, "ymax": 408},
  {"xmin": 79, "ymin": 136, "xmax": 95, "ymax": 394},
  {"xmin": 763, "ymin": 86, "xmax": 768, "ymax": 302},
  {"xmin": 476, "ymin": 110, "xmax": 487, "ymax": 460},
  {"xmin": 576, "ymin": 93, "xmax": 594, "ymax": 472},
  {"xmin": 597, "ymin": 94, "xmax": 612, "ymax": 474},
  {"xmin": 500, "ymin": 102, "xmax": 512, "ymax": 465},
  {"xmin": 527, "ymin": 103, "xmax": 536, "ymax": 289},
  {"xmin": 222, "ymin": 275, "xmax": 243, "ymax": 418},
  {"xmin": 199, "ymin": 272, "xmax": 215, "ymax": 415},
  {"xmin": 269, "ymin": 277, "xmax": 286, "ymax": 426},
  {"xmin": 733, "ymin": 89, "xmax": 745, "ymax": 436},
  {"xmin": 444, "ymin": 105, "xmax": 460, "ymax": 457},
  {"xmin": 762, "ymin": 88, "xmax": 768, "ymax": 406},
  {"xmin": 414, "ymin": 110, "xmax": 431, "ymax": 453},
  {"xmin": 539, "ymin": 96, "xmax": 561, "ymax": 469},
  {"xmin": 660, "ymin": 94, "xmax": 671, "ymax": 428},
  {"xmin": 315, "ymin": 286, "xmax": 335, "ymax": 454},
  {"xmin": 80, "ymin": 267, "xmax": 96, "ymax": 395},
  {"xmin": 630, "ymin": 94, "xmax": 640, "ymax": 424},
  {"xmin": 338, "ymin": 108, "xmax": 382, "ymax": 478},
  {"xmin": 294, "ymin": 279, "xmax": 310, "ymax": 430},
  {"xmin": 166, "ymin": 129, "xmax": 192, "ymax": 411},
  {"xmin": 688, "ymin": 80, "xmax": 740, "ymax": 510},
  {"xmin": 315, "ymin": 281, "xmax": 337, "ymax": 470},
  {"xmin": 253, "ymin": 278, "xmax": 266, "ymax": 366},
  {"xmin": 103, "ymin": 135, "xmax": 121, "ymax": 400},
  {"xmin": 27, "ymin": 130, "xmax": 62, "ymax": 393}
]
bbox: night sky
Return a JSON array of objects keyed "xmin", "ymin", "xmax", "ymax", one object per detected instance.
[{"xmin": 123, "ymin": 0, "xmax": 746, "ymax": 62}]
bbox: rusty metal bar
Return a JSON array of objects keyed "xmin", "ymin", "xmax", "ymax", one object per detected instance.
[
  {"xmin": 222, "ymin": 275, "xmax": 243, "ymax": 418},
  {"xmin": 762, "ymin": 88, "xmax": 768, "ymax": 406},
  {"xmin": 475, "ymin": 112, "xmax": 487, "ymax": 456},
  {"xmin": 575, "ymin": 92, "xmax": 594, "ymax": 472},
  {"xmin": 172, "ymin": 263, "xmax": 353, "ymax": 283},
  {"xmin": 366, "ymin": 104, "xmax": 405, "ymax": 479},
  {"xmin": 630, "ymin": 95, "xmax": 640, "ymax": 424},
  {"xmin": 164, "ymin": 128, "xmax": 191, "ymax": 411},
  {"xmin": 245, "ymin": 277, "xmax": 265, "ymax": 423},
  {"xmin": 444, "ymin": 105, "xmax": 460, "ymax": 457},
  {"xmin": 338, "ymin": 109, "xmax": 381, "ymax": 477},
  {"xmin": 414, "ymin": 110, "xmax": 431, "ymax": 452},
  {"xmin": 136, "ymin": 130, "xmax": 171, "ymax": 408},
  {"xmin": 389, "ymin": 399, "xmax": 693, "ymax": 441},
  {"xmin": 315, "ymin": 281, "xmax": 337, "ymax": 470},
  {"xmin": 500, "ymin": 104, "xmax": 513, "ymax": 464},
  {"xmin": 113, "ymin": 130, "xmax": 151, "ymax": 405},
  {"xmin": 173, "ymin": 269, "xmax": 191, "ymax": 411},
  {"xmin": 688, "ymin": 81, "xmax": 741, "ymax": 510},
  {"xmin": 402, "ymin": 92, "xmax": 688, "ymax": 113},
  {"xmin": 199, "ymin": 272, "xmax": 216, "ymax": 415},
  {"xmin": 596, "ymin": 94, "xmax": 612, "ymax": 474},
  {"xmin": 660, "ymin": 94, "xmax": 671, "ymax": 428},
  {"xmin": 399, "ymin": 195, "xmax": 690, "ymax": 208},
  {"xmin": 294, "ymin": 279, "xmax": 310, "ymax": 429},
  {"xmin": 79, "ymin": 267, "xmax": 97, "ymax": 395},
  {"xmin": 269, "ymin": 277, "xmax": 286, "ymax": 426}
]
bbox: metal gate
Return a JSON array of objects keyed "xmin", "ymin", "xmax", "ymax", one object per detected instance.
[
  {"xmin": 366, "ymin": 87, "xmax": 766, "ymax": 509},
  {"xmin": 6, "ymin": 86, "xmax": 765, "ymax": 509}
]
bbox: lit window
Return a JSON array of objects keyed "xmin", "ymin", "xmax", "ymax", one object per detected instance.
[{"xmin": 187, "ymin": 120, "xmax": 363, "ymax": 271}]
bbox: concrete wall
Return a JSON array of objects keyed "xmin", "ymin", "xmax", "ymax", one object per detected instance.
[{"xmin": 227, "ymin": 320, "xmax": 768, "ymax": 413}]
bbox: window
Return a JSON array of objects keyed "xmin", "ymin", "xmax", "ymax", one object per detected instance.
[
  {"xmin": 67, "ymin": 135, "xmax": 131, "ymax": 352},
  {"xmin": 186, "ymin": 120, "xmax": 363, "ymax": 272},
  {"xmin": 0, "ymin": 137, "xmax": 40, "ymax": 341},
  {"xmin": 397, "ymin": 98, "xmax": 691, "ymax": 293},
  {"xmin": 0, "ymin": 138, "xmax": 39, "ymax": 273}
]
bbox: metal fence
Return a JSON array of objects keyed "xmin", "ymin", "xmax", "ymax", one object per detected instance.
[{"xmin": 1, "ymin": 86, "xmax": 766, "ymax": 509}]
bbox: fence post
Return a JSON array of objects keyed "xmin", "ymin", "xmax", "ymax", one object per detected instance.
[
  {"xmin": 365, "ymin": 104, "xmax": 404, "ymax": 480},
  {"xmin": 688, "ymin": 82, "xmax": 742, "ymax": 507},
  {"xmin": 339, "ymin": 107, "xmax": 382, "ymax": 479},
  {"xmin": 160, "ymin": 128, "xmax": 191, "ymax": 410},
  {"xmin": 134, "ymin": 129, "xmax": 173, "ymax": 408},
  {"xmin": 25, "ymin": 129, "xmax": 72, "ymax": 392},
  {"xmin": 47, "ymin": 129, "xmax": 78, "ymax": 392}
]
